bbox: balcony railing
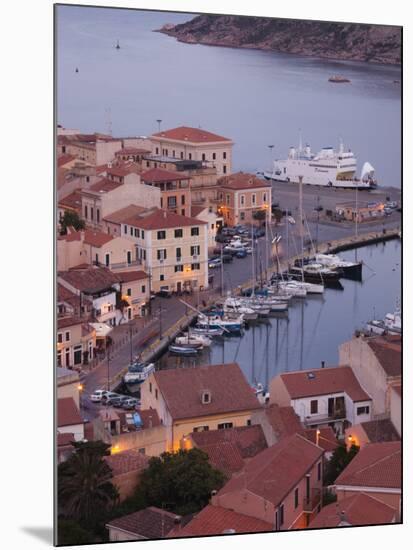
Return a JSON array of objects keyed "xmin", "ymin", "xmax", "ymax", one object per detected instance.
[
  {"xmin": 303, "ymin": 409, "xmax": 346, "ymax": 427},
  {"xmin": 303, "ymin": 489, "xmax": 321, "ymax": 512}
]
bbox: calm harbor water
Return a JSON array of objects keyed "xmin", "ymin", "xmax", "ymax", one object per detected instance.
[
  {"xmin": 56, "ymin": 6, "xmax": 401, "ymax": 188},
  {"xmin": 157, "ymin": 239, "xmax": 401, "ymax": 387}
]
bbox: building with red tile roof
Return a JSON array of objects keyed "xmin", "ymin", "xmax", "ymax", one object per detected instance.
[
  {"xmin": 187, "ymin": 425, "xmax": 267, "ymax": 477},
  {"xmin": 141, "ymin": 363, "xmax": 261, "ymax": 452},
  {"xmin": 169, "ymin": 504, "xmax": 273, "ymax": 538},
  {"xmin": 344, "ymin": 418, "xmax": 400, "ymax": 451},
  {"xmin": 104, "ymin": 449, "xmax": 150, "ymax": 501},
  {"xmin": 339, "ymin": 333, "xmax": 401, "ymax": 416},
  {"xmin": 212, "ymin": 433, "xmax": 324, "ymax": 530},
  {"xmin": 106, "ymin": 507, "xmax": 181, "ymax": 541},
  {"xmin": 308, "ymin": 493, "xmax": 397, "ymax": 528},
  {"xmin": 215, "ymin": 172, "xmax": 272, "ymax": 226},
  {"xmin": 141, "ymin": 168, "xmax": 192, "ymax": 216},
  {"xmin": 270, "ymin": 366, "xmax": 372, "ymax": 437},
  {"xmin": 335, "ymin": 441, "xmax": 401, "ymax": 512},
  {"xmin": 58, "ymin": 189, "xmax": 83, "ymax": 215},
  {"xmin": 150, "ymin": 126, "xmax": 233, "ymax": 177},
  {"xmin": 251, "ymin": 403, "xmax": 303, "ymax": 446},
  {"xmin": 125, "ymin": 208, "xmax": 206, "ymax": 231},
  {"xmin": 57, "ymin": 397, "xmax": 85, "ymax": 443}
]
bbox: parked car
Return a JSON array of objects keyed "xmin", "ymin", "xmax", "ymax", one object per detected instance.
[
  {"xmin": 157, "ymin": 289, "xmax": 172, "ymax": 298},
  {"xmin": 215, "ymin": 233, "xmax": 231, "ymax": 243},
  {"xmin": 222, "ymin": 254, "xmax": 233, "ymax": 263},
  {"xmin": 386, "ymin": 201, "xmax": 398, "ymax": 209},
  {"xmin": 208, "ymin": 257, "xmax": 222, "ymax": 268},
  {"xmin": 287, "ymin": 216, "xmax": 296, "ymax": 225},
  {"xmin": 101, "ymin": 391, "xmax": 119, "ymax": 403},
  {"xmin": 121, "ymin": 398, "xmax": 140, "ymax": 410},
  {"xmin": 235, "ymin": 249, "xmax": 247, "ymax": 258},
  {"xmin": 90, "ymin": 390, "xmax": 108, "ymax": 403},
  {"xmin": 108, "ymin": 395, "xmax": 130, "ymax": 407}
]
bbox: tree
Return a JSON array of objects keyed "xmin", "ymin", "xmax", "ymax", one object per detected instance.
[
  {"xmin": 57, "ymin": 520, "xmax": 95, "ymax": 546},
  {"xmin": 323, "ymin": 444, "xmax": 359, "ymax": 486},
  {"xmin": 58, "ymin": 441, "xmax": 119, "ymax": 530},
  {"xmin": 60, "ymin": 210, "xmax": 86, "ymax": 235},
  {"xmin": 134, "ymin": 448, "xmax": 226, "ymax": 516},
  {"xmin": 252, "ymin": 209, "xmax": 267, "ymax": 221}
]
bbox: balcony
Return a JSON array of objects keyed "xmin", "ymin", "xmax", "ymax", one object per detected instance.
[
  {"xmin": 303, "ymin": 489, "xmax": 321, "ymax": 512},
  {"xmin": 303, "ymin": 409, "xmax": 346, "ymax": 427}
]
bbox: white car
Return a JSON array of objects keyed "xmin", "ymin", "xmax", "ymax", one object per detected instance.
[
  {"xmin": 287, "ymin": 216, "xmax": 296, "ymax": 225},
  {"xmin": 90, "ymin": 389, "xmax": 108, "ymax": 402}
]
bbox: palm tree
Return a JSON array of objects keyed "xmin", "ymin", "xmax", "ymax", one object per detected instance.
[{"xmin": 58, "ymin": 441, "xmax": 119, "ymax": 528}]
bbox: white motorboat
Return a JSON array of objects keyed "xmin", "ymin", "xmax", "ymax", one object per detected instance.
[
  {"xmin": 192, "ymin": 326, "xmax": 224, "ymax": 337},
  {"xmin": 123, "ymin": 363, "xmax": 155, "ymax": 391},
  {"xmin": 314, "ymin": 253, "xmax": 362, "ymax": 281},
  {"xmin": 263, "ymin": 139, "xmax": 377, "ymax": 189},
  {"xmin": 197, "ymin": 313, "xmax": 244, "ymax": 332},
  {"xmin": 175, "ymin": 333, "xmax": 212, "ymax": 347},
  {"xmin": 366, "ymin": 308, "xmax": 401, "ymax": 336}
]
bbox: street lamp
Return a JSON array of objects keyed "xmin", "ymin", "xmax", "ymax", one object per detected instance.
[
  {"xmin": 267, "ymin": 145, "xmax": 274, "ymax": 173},
  {"xmin": 156, "ymin": 119, "xmax": 162, "ymax": 133}
]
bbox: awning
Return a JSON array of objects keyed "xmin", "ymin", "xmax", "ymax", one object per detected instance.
[{"xmin": 90, "ymin": 322, "xmax": 113, "ymax": 338}]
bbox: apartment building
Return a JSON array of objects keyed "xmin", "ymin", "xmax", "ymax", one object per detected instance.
[{"xmin": 141, "ymin": 167, "xmax": 192, "ymax": 217}]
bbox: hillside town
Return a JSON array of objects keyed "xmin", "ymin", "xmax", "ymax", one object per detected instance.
[{"xmin": 56, "ymin": 124, "xmax": 401, "ymax": 544}]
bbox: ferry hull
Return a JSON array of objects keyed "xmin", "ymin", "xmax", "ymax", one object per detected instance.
[{"xmin": 263, "ymin": 172, "xmax": 376, "ymax": 190}]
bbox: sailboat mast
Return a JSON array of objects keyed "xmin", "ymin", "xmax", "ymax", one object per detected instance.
[
  {"xmin": 355, "ymin": 185, "xmax": 359, "ymax": 262},
  {"xmin": 298, "ymin": 175, "xmax": 304, "ymax": 281}
]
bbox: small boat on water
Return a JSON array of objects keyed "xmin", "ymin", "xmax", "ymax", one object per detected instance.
[
  {"xmin": 168, "ymin": 344, "xmax": 200, "ymax": 356},
  {"xmin": 289, "ymin": 264, "xmax": 343, "ymax": 285},
  {"xmin": 123, "ymin": 362, "xmax": 155, "ymax": 392},
  {"xmin": 197, "ymin": 313, "xmax": 244, "ymax": 333},
  {"xmin": 366, "ymin": 308, "xmax": 402, "ymax": 336},
  {"xmin": 115, "ymin": 40, "xmax": 120, "ymax": 49},
  {"xmin": 192, "ymin": 326, "xmax": 224, "ymax": 337},
  {"xmin": 175, "ymin": 333, "xmax": 212, "ymax": 347},
  {"xmin": 328, "ymin": 75, "xmax": 351, "ymax": 83},
  {"xmin": 313, "ymin": 253, "xmax": 362, "ymax": 281}
]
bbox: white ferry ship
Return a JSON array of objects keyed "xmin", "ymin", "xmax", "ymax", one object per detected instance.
[{"xmin": 263, "ymin": 140, "xmax": 377, "ymax": 189}]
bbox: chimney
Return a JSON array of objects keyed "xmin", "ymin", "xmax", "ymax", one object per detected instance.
[{"xmin": 321, "ymin": 360, "xmax": 325, "ymax": 368}]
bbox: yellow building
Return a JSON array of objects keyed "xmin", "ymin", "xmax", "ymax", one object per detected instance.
[
  {"xmin": 57, "ymin": 316, "xmax": 96, "ymax": 369},
  {"xmin": 150, "ymin": 126, "xmax": 233, "ymax": 177},
  {"xmin": 140, "ymin": 363, "xmax": 262, "ymax": 452}
]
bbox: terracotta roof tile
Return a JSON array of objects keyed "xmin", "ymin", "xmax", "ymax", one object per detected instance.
[
  {"xmin": 303, "ymin": 427, "xmax": 339, "ymax": 452},
  {"xmin": 116, "ymin": 147, "xmax": 151, "ymax": 155},
  {"xmin": 141, "ymin": 167, "xmax": 190, "ymax": 183},
  {"xmin": 335, "ymin": 441, "xmax": 401, "ymax": 489},
  {"xmin": 59, "ymin": 229, "xmax": 114, "ymax": 247},
  {"xmin": 169, "ymin": 505, "xmax": 272, "ymax": 537},
  {"xmin": 359, "ymin": 419, "xmax": 400, "ymax": 444},
  {"xmin": 103, "ymin": 204, "xmax": 146, "ymax": 224},
  {"xmin": 200, "ymin": 441, "xmax": 245, "ymax": 477},
  {"xmin": 126, "ymin": 208, "xmax": 207, "ymax": 231},
  {"xmin": 58, "ymin": 398, "xmax": 83, "ymax": 427},
  {"xmin": 58, "ymin": 266, "xmax": 120, "ymax": 294},
  {"xmin": 87, "ymin": 177, "xmax": 123, "ymax": 193},
  {"xmin": 57, "ymin": 316, "xmax": 82, "ymax": 329},
  {"xmin": 107, "ymin": 507, "xmax": 180, "ymax": 539},
  {"xmin": 279, "ymin": 366, "xmax": 371, "ymax": 402},
  {"xmin": 392, "ymin": 383, "xmax": 402, "ymax": 397},
  {"xmin": 191, "ymin": 425, "xmax": 267, "ymax": 459},
  {"xmin": 138, "ymin": 409, "xmax": 161, "ymax": 429},
  {"xmin": 309, "ymin": 493, "xmax": 397, "ymax": 528},
  {"xmin": 57, "ymin": 432, "xmax": 75, "ymax": 447},
  {"xmin": 217, "ymin": 433, "xmax": 323, "ymax": 506},
  {"xmin": 190, "ymin": 205, "xmax": 206, "ymax": 218},
  {"xmin": 57, "ymin": 154, "xmax": 77, "ymax": 167},
  {"xmin": 366, "ymin": 335, "xmax": 401, "ymax": 378},
  {"xmin": 264, "ymin": 404, "xmax": 303, "ymax": 439},
  {"xmin": 104, "ymin": 449, "xmax": 149, "ymax": 476},
  {"xmin": 152, "ymin": 126, "xmax": 232, "ymax": 143},
  {"xmin": 58, "ymin": 189, "xmax": 83, "ymax": 212},
  {"xmin": 115, "ymin": 270, "xmax": 149, "ymax": 283},
  {"xmin": 218, "ymin": 172, "xmax": 271, "ymax": 190},
  {"xmin": 154, "ymin": 363, "xmax": 261, "ymax": 421}
]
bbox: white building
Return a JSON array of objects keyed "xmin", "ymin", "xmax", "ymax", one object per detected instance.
[{"xmin": 269, "ymin": 366, "xmax": 372, "ymax": 438}]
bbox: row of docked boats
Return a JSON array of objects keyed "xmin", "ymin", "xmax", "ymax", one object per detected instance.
[{"xmin": 365, "ymin": 307, "xmax": 401, "ymax": 336}]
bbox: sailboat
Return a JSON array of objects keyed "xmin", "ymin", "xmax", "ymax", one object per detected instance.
[{"xmin": 115, "ymin": 40, "xmax": 120, "ymax": 50}]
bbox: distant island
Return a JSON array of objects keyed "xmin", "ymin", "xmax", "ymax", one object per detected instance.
[{"xmin": 157, "ymin": 15, "xmax": 401, "ymax": 65}]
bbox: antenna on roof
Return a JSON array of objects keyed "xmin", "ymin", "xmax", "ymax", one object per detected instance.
[
  {"xmin": 105, "ymin": 107, "xmax": 112, "ymax": 136},
  {"xmin": 298, "ymin": 128, "xmax": 303, "ymax": 154}
]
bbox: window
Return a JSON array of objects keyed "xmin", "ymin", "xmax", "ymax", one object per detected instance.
[
  {"xmin": 218, "ymin": 422, "xmax": 233, "ymax": 430},
  {"xmin": 223, "ymin": 151, "xmax": 227, "ymax": 159},
  {"xmin": 191, "ymin": 263, "xmax": 200, "ymax": 270},
  {"xmin": 155, "ymin": 147, "xmax": 159, "ymax": 154},
  {"xmin": 317, "ymin": 461, "xmax": 322, "ymax": 481},
  {"xmin": 134, "ymin": 228, "xmax": 139, "ymax": 237},
  {"xmin": 175, "ymin": 265, "xmax": 183, "ymax": 272},
  {"xmin": 193, "ymin": 426, "xmax": 209, "ymax": 432},
  {"xmin": 202, "ymin": 153, "xmax": 206, "ymax": 161},
  {"xmin": 57, "ymin": 350, "xmax": 62, "ymax": 366},
  {"xmin": 240, "ymin": 194, "xmax": 245, "ymax": 206},
  {"xmin": 155, "ymin": 388, "xmax": 158, "ymax": 399},
  {"xmin": 180, "ymin": 152, "xmax": 184, "ymax": 159},
  {"xmin": 240, "ymin": 212, "xmax": 245, "ymax": 220},
  {"xmin": 65, "ymin": 331, "xmax": 70, "ymax": 342},
  {"xmin": 176, "ymin": 247, "xmax": 182, "ymax": 259},
  {"xmin": 181, "ymin": 195, "xmax": 185, "ymax": 205},
  {"xmin": 279, "ymin": 504, "xmax": 284, "ymax": 527},
  {"xmin": 226, "ymin": 194, "xmax": 230, "ymax": 205},
  {"xmin": 127, "ymin": 288, "xmax": 132, "ymax": 296},
  {"xmin": 124, "ymin": 225, "xmax": 127, "ymax": 234},
  {"xmin": 175, "ymin": 229, "xmax": 183, "ymax": 238},
  {"xmin": 167, "ymin": 197, "xmax": 177, "ymax": 208},
  {"xmin": 357, "ymin": 406, "xmax": 370, "ymax": 415},
  {"xmin": 246, "ymin": 419, "xmax": 251, "ymax": 426},
  {"xmin": 127, "ymin": 251, "xmax": 132, "ymax": 264},
  {"xmin": 139, "ymin": 448, "xmax": 145, "ymax": 454},
  {"xmin": 141, "ymin": 285, "xmax": 146, "ymax": 293},
  {"xmin": 143, "ymin": 250, "xmax": 146, "ymax": 260},
  {"xmin": 181, "ymin": 209, "xmax": 185, "ymax": 216},
  {"xmin": 191, "ymin": 227, "xmax": 199, "ymax": 236},
  {"xmin": 90, "ymin": 207, "xmax": 94, "ymax": 221},
  {"xmin": 212, "ymin": 152, "xmax": 216, "ymax": 160},
  {"xmin": 223, "ymin": 165, "xmax": 227, "ymax": 174},
  {"xmin": 149, "ymin": 382, "xmax": 152, "ymax": 393},
  {"xmin": 74, "ymin": 345, "xmax": 82, "ymax": 365},
  {"xmin": 96, "ymin": 209, "xmax": 100, "ymax": 223},
  {"xmin": 188, "ymin": 153, "xmax": 192, "ymax": 160},
  {"xmin": 157, "ymin": 249, "xmax": 167, "ymax": 260},
  {"xmin": 294, "ymin": 488, "xmax": 299, "ymax": 509},
  {"xmin": 173, "ymin": 150, "xmax": 175, "ymax": 157},
  {"xmin": 157, "ymin": 230, "xmax": 166, "ymax": 240},
  {"xmin": 310, "ymin": 400, "xmax": 318, "ymax": 414},
  {"xmin": 252, "ymin": 193, "xmax": 256, "ymax": 205},
  {"xmin": 105, "ymin": 253, "xmax": 110, "ymax": 267},
  {"xmin": 130, "ymin": 227, "xmax": 133, "ymax": 236},
  {"xmin": 191, "ymin": 245, "xmax": 200, "ymax": 256},
  {"xmin": 160, "ymin": 274, "xmax": 164, "ymax": 281},
  {"xmin": 57, "ymin": 333, "xmax": 63, "ymax": 344},
  {"xmin": 263, "ymin": 193, "xmax": 267, "ymax": 202},
  {"xmin": 84, "ymin": 205, "xmax": 88, "ymax": 219}
]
